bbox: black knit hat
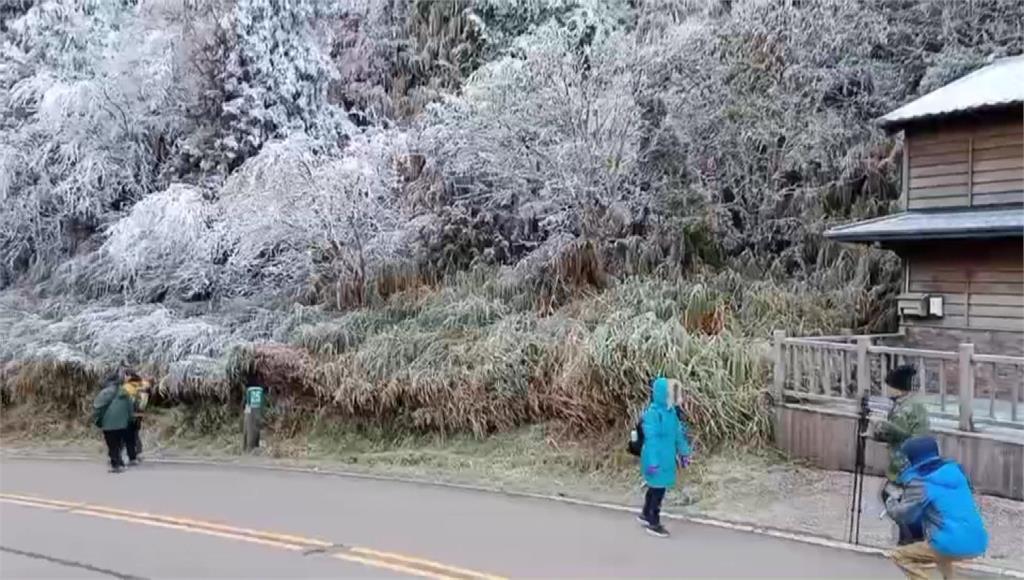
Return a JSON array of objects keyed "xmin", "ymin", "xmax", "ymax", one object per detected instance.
[{"xmin": 885, "ymin": 364, "xmax": 917, "ymax": 392}]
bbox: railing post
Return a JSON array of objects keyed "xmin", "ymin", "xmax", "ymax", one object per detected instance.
[
  {"xmin": 856, "ymin": 338, "xmax": 870, "ymax": 399},
  {"xmin": 773, "ymin": 330, "xmax": 786, "ymax": 401},
  {"xmin": 958, "ymin": 343, "xmax": 975, "ymax": 432}
]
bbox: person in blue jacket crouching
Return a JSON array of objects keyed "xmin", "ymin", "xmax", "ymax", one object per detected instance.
[{"xmin": 885, "ymin": 436, "xmax": 988, "ymax": 580}]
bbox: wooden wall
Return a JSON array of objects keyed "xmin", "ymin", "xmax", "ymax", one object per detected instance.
[
  {"xmin": 906, "ymin": 113, "xmax": 1024, "ymax": 210},
  {"xmin": 903, "ymin": 240, "xmax": 1024, "ymax": 334},
  {"xmin": 775, "ymin": 404, "xmax": 1024, "ymax": 500}
]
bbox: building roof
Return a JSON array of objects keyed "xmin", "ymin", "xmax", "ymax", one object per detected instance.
[
  {"xmin": 825, "ymin": 206, "xmax": 1024, "ymax": 243},
  {"xmin": 879, "ymin": 55, "xmax": 1024, "ymax": 129}
]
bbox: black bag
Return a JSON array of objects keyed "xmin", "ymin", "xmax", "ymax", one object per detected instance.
[{"xmin": 627, "ymin": 419, "xmax": 644, "ymax": 456}]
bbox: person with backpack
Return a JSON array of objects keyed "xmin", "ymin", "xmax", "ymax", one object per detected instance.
[
  {"xmin": 885, "ymin": 436, "xmax": 988, "ymax": 580},
  {"xmin": 91, "ymin": 371, "xmax": 136, "ymax": 473},
  {"xmin": 631, "ymin": 376, "xmax": 692, "ymax": 538}
]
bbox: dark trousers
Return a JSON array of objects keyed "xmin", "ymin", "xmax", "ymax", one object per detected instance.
[
  {"xmin": 103, "ymin": 428, "xmax": 136, "ymax": 468},
  {"xmin": 897, "ymin": 521, "xmax": 924, "ymax": 546},
  {"xmin": 128, "ymin": 418, "xmax": 142, "ymax": 457},
  {"xmin": 642, "ymin": 486, "xmax": 666, "ymax": 526}
]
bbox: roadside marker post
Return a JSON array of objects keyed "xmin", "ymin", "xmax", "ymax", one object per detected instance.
[{"xmin": 243, "ymin": 386, "xmax": 265, "ymax": 452}]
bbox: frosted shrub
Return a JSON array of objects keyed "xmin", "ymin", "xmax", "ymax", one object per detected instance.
[
  {"xmin": 215, "ymin": 132, "xmax": 406, "ymax": 304},
  {"xmin": 102, "ymin": 185, "xmax": 216, "ymax": 298}
]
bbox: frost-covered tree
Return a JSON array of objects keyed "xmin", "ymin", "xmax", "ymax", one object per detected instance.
[
  {"xmin": 651, "ymin": 0, "xmax": 1022, "ymax": 278},
  {"xmin": 179, "ymin": 0, "xmax": 354, "ymax": 175},
  {"xmin": 0, "ymin": 0, "xmax": 188, "ymax": 283},
  {"xmin": 327, "ymin": 0, "xmax": 490, "ymax": 123},
  {"xmin": 420, "ymin": 5, "xmax": 645, "ymax": 260},
  {"xmin": 100, "ymin": 184, "xmax": 218, "ymax": 301},
  {"xmin": 2, "ymin": 0, "xmax": 1021, "ymax": 324},
  {"xmin": 214, "ymin": 132, "xmax": 405, "ymax": 306}
]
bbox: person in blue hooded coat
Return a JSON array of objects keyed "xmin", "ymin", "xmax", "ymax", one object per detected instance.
[
  {"xmin": 637, "ymin": 377, "xmax": 692, "ymax": 538},
  {"xmin": 885, "ymin": 436, "xmax": 988, "ymax": 580}
]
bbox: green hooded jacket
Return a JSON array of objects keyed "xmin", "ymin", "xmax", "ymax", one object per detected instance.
[
  {"xmin": 874, "ymin": 395, "xmax": 930, "ymax": 480},
  {"xmin": 92, "ymin": 380, "xmax": 134, "ymax": 431}
]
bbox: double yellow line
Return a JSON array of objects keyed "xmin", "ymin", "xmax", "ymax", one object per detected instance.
[{"xmin": 0, "ymin": 493, "xmax": 504, "ymax": 580}]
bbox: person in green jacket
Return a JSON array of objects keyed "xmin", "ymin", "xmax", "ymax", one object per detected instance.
[
  {"xmin": 874, "ymin": 365, "xmax": 930, "ymax": 480},
  {"xmin": 873, "ymin": 364, "xmax": 930, "ymax": 545},
  {"xmin": 92, "ymin": 372, "xmax": 136, "ymax": 473}
]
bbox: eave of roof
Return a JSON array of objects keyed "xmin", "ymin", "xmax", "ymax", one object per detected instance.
[
  {"xmin": 878, "ymin": 55, "xmax": 1024, "ymax": 130},
  {"xmin": 825, "ymin": 206, "xmax": 1024, "ymax": 244}
]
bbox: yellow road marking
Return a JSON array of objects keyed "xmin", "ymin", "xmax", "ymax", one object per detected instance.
[
  {"xmin": 352, "ymin": 547, "xmax": 506, "ymax": 580},
  {"xmin": 0, "ymin": 498, "xmax": 67, "ymax": 511},
  {"xmin": 73, "ymin": 509, "xmax": 308, "ymax": 552},
  {"xmin": 0, "ymin": 493, "xmax": 330, "ymax": 548},
  {"xmin": 335, "ymin": 554, "xmax": 455, "ymax": 580},
  {"xmin": 0, "ymin": 493, "xmax": 505, "ymax": 580},
  {"xmin": 0, "ymin": 493, "xmax": 82, "ymax": 509}
]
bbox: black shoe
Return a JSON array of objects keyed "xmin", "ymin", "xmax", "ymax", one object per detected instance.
[
  {"xmin": 645, "ymin": 523, "xmax": 669, "ymax": 538},
  {"xmin": 636, "ymin": 514, "xmax": 649, "ymax": 525},
  {"xmin": 109, "ymin": 466, "xmax": 125, "ymax": 474},
  {"xmin": 128, "ymin": 459, "xmax": 139, "ymax": 467}
]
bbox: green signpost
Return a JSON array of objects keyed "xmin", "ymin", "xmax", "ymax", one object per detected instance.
[{"xmin": 243, "ymin": 386, "xmax": 265, "ymax": 452}]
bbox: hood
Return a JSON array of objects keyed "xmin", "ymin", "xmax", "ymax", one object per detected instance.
[
  {"xmin": 919, "ymin": 460, "xmax": 968, "ymax": 490},
  {"xmin": 902, "ymin": 435, "xmax": 939, "ymax": 466},
  {"xmin": 101, "ymin": 374, "xmax": 121, "ymax": 391},
  {"xmin": 650, "ymin": 377, "xmax": 670, "ymax": 409}
]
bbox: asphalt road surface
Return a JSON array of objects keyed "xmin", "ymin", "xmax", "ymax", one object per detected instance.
[{"xmin": 0, "ymin": 458, "xmax": 904, "ymax": 578}]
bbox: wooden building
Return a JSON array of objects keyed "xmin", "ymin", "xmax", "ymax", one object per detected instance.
[{"xmin": 827, "ymin": 55, "xmax": 1024, "ymax": 357}]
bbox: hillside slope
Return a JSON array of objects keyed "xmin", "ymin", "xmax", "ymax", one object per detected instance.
[{"xmin": 1, "ymin": 0, "xmax": 1021, "ymax": 446}]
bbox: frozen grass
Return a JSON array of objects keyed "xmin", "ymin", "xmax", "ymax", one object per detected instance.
[{"xmin": 0, "ymin": 267, "xmax": 885, "ymax": 451}]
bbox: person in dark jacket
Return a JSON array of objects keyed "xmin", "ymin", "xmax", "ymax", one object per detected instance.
[
  {"xmin": 92, "ymin": 372, "xmax": 136, "ymax": 473},
  {"xmin": 885, "ymin": 436, "xmax": 988, "ymax": 580},
  {"xmin": 637, "ymin": 377, "xmax": 692, "ymax": 538}
]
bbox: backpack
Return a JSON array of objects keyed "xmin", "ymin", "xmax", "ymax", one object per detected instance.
[{"xmin": 627, "ymin": 419, "xmax": 644, "ymax": 456}]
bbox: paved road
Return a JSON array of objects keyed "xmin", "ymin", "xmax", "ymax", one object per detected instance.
[{"xmin": 0, "ymin": 458, "xmax": 902, "ymax": 578}]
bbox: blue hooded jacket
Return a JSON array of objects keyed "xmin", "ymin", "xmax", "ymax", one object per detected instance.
[
  {"xmin": 886, "ymin": 436, "xmax": 988, "ymax": 558},
  {"xmin": 640, "ymin": 378, "xmax": 692, "ymax": 489}
]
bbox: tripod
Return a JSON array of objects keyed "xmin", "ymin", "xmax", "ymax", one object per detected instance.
[{"xmin": 847, "ymin": 393, "xmax": 870, "ymax": 545}]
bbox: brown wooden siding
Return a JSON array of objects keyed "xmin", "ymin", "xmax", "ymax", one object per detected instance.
[
  {"xmin": 906, "ymin": 117, "xmax": 1024, "ymax": 210},
  {"xmin": 904, "ymin": 241, "xmax": 1024, "ymax": 334}
]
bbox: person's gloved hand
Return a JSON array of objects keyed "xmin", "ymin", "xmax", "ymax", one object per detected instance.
[
  {"xmin": 645, "ymin": 465, "xmax": 659, "ymax": 476},
  {"xmin": 679, "ymin": 455, "xmax": 691, "ymax": 468}
]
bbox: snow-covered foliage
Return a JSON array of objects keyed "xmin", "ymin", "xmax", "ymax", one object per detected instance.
[
  {"xmin": 1, "ymin": 0, "xmax": 1021, "ymax": 411},
  {"xmin": 424, "ymin": 14, "xmax": 645, "ymax": 235},
  {"xmin": 215, "ymin": 132, "xmax": 406, "ymax": 305},
  {"xmin": 100, "ymin": 184, "xmax": 216, "ymax": 301},
  {"xmin": 0, "ymin": 0, "xmax": 187, "ymax": 282},
  {"xmin": 180, "ymin": 0, "xmax": 354, "ymax": 174}
]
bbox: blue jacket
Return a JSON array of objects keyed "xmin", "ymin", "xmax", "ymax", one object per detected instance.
[
  {"xmin": 886, "ymin": 445, "xmax": 988, "ymax": 558},
  {"xmin": 640, "ymin": 378, "xmax": 692, "ymax": 489}
]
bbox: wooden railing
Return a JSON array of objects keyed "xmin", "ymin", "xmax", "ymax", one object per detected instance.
[{"xmin": 772, "ymin": 331, "xmax": 1024, "ymax": 431}]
